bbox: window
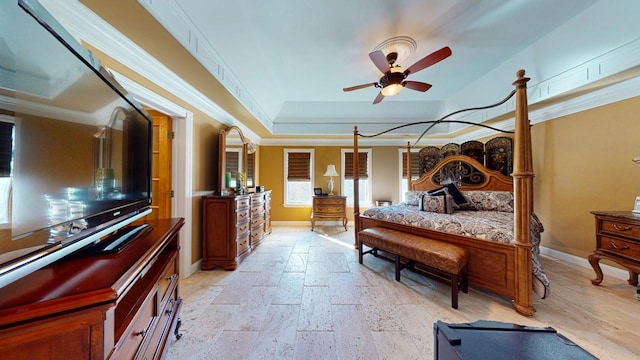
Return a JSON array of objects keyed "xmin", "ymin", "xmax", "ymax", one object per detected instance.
[
  {"xmin": 399, "ymin": 149, "xmax": 421, "ymax": 201},
  {"xmin": 342, "ymin": 148, "xmax": 371, "ymax": 206},
  {"xmin": 284, "ymin": 149, "xmax": 314, "ymax": 205},
  {"xmin": 0, "ymin": 120, "xmax": 13, "ymax": 224}
]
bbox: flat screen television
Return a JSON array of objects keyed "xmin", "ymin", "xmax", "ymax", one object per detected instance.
[{"xmin": 0, "ymin": 0, "xmax": 153, "ymax": 288}]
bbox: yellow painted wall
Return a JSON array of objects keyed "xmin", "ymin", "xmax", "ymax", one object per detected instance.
[{"xmin": 532, "ymin": 96, "xmax": 640, "ymax": 261}]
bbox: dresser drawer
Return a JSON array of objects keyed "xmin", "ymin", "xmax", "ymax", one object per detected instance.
[
  {"xmin": 111, "ymin": 291, "xmax": 157, "ymax": 360},
  {"xmin": 600, "ymin": 235, "xmax": 640, "ymax": 259},
  {"xmin": 601, "ymin": 219, "xmax": 640, "ymax": 239},
  {"xmin": 236, "ymin": 207, "xmax": 250, "ymax": 225},
  {"xmin": 250, "ymin": 227, "xmax": 264, "ymax": 243},
  {"xmin": 251, "ymin": 213, "xmax": 265, "ymax": 228},
  {"xmin": 236, "ymin": 196, "xmax": 251, "ymax": 209},
  {"xmin": 237, "ymin": 233, "xmax": 250, "ymax": 254},
  {"xmin": 250, "ymin": 205, "xmax": 264, "ymax": 217},
  {"xmin": 236, "ymin": 221, "xmax": 250, "ymax": 237},
  {"xmin": 251, "ymin": 195, "xmax": 265, "ymax": 206}
]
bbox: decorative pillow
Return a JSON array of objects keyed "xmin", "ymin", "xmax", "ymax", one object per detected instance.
[
  {"xmin": 419, "ymin": 193, "xmax": 454, "ymax": 214},
  {"xmin": 430, "ymin": 183, "xmax": 476, "ymax": 210},
  {"xmin": 462, "ymin": 190, "xmax": 514, "ymax": 212},
  {"xmin": 404, "ymin": 191, "xmax": 428, "ymax": 206}
]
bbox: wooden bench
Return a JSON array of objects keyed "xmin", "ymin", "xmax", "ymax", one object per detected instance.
[{"xmin": 358, "ymin": 227, "xmax": 469, "ymax": 309}]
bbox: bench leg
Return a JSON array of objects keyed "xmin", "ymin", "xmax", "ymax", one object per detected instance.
[
  {"xmin": 358, "ymin": 240, "xmax": 363, "ymax": 264},
  {"xmin": 451, "ymin": 273, "xmax": 459, "ymax": 309},
  {"xmin": 395, "ymin": 253, "xmax": 401, "ymax": 281}
]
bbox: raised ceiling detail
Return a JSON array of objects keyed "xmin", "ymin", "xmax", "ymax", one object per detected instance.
[{"xmin": 372, "ymin": 36, "xmax": 417, "ymax": 66}]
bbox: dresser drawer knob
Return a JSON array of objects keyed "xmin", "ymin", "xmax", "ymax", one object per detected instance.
[
  {"xmin": 135, "ymin": 330, "xmax": 146, "ymax": 337},
  {"xmin": 610, "ymin": 241, "xmax": 630, "ymax": 251},
  {"xmin": 613, "ymin": 224, "xmax": 632, "ymax": 231}
]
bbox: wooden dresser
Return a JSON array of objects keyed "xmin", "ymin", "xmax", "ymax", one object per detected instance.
[
  {"xmin": 589, "ymin": 211, "xmax": 640, "ymax": 286},
  {"xmin": 0, "ymin": 218, "xmax": 185, "ymax": 360},
  {"xmin": 311, "ymin": 195, "xmax": 348, "ymax": 231},
  {"xmin": 202, "ymin": 190, "xmax": 271, "ymax": 270}
]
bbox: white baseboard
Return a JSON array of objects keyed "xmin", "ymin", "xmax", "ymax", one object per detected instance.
[
  {"xmin": 271, "ymin": 220, "xmax": 351, "ymax": 226},
  {"xmin": 540, "ymin": 246, "xmax": 629, "ymax": 281}
]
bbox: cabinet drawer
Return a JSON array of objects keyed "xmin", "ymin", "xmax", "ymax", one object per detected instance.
[
  {"xmin": 236, "ymin": 221, "xmax": 250, "ymax": 236},
  {"xmin": 111, "ymin": 291, "xmax": 157, "ymax": 360},
  {"xmin": 236, "ymin": 207, "xmax": 250, "ymax": 224},
  {"xmin": 251, "ymin": 205, "xmax": 264, "ymax": 217},
  {"xmin": 601, "ymin": 236, "xmax": 640, "ymax": 259},
  {"xmin": 236, "ymin": 197, "xmax": 250, "ymax": 209},
  {"xmin": 315, "ymin": 198, "xmax": 345, "ymax": 205},
  {"xmin": 251, "ymin": 195, "xmax": 265, "ymax": 206},
  {"xmin": 237, "ymin": 234, "xmax": 250, "ymax": 254},
  {"xmin": 158, "ymin": 255, "xmax": 178, "ymax": 303},
  {"xmin": 250, "ymin": 227, "xmax": 264, "ymax": 243},
  {"xmin": 315, "ymin": 206, "xmax": 344, "ymax": 214},
  {"xmin": 251, "ymin": 213, "xmax": 265, "ymax": 228},
  {"xmin": 601, "ymin": 220, "xmax": 640, "ymax": 239}
]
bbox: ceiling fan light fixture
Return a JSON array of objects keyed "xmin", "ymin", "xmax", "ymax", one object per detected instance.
[{"xmin": 381, "ymin": 83, "xmax": 403, "ymax": 96}]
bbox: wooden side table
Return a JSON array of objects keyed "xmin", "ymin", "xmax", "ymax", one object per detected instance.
[
  {"xmin": 589, "ymin": 211, "xmax": 640, "ymax": 286},
  {"xmin": 311, "ymin": 195, "xmax": 348, "ymax": 231}
]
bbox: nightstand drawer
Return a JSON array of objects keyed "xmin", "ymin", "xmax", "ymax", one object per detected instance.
[
  {"xmin": 315, "ymin": 206, "xmax": 345, "ymax": 214},
  {"xmin": 316, "ymin": 198, "xmax": 345, "ymax": 206},
  {"xmin": 600, "ymin": 236, "xmax": 640, "ymax": 259},
  {"xmin": 601, "ymin": 220, "xmax": 640, "ymax": 239}
]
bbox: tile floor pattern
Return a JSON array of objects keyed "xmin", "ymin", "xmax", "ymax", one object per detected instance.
[{"xmin": 166, "ymin": 225, "xmax": 640, "ymax": 360}]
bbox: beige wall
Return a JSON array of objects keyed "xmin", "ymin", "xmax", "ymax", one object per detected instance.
[
  {"xmin": 532, "ymin": 96, "xmax": 640, "ymax": 261},
  {"xmin": 80, "ymin": 0, "xmax": 640, "ymax": 268}
]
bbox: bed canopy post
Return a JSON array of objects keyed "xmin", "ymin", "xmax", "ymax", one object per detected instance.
[
  {"xmin": 406, "ymin": 142, "xmax": 412, "ymax": 192},
  {"xmin": 512, "ymin": 69, "xmax": 535, "ymax": 317},
  {"xmin": 353, "ymin": 126, "xmax": 361, "ymax": 248}
]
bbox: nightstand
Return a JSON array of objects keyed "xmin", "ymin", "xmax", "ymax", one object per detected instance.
[
  {"xmin": 311, "ymin": 195, "xmax": 348, "ymax": 231},
  {"xmin": 589, "ymin": 211, "xmax": 640, "ymax": 286}
]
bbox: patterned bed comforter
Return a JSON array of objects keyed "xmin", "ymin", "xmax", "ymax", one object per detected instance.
[{"xmin": 361, "ymin": 204, "xmax": 550, "ymax": 298}]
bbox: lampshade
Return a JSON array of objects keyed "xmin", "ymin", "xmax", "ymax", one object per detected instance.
[
  {"xmin": 323, "ymin": 164, "xmax": 339, "ymax": 177},
  {"xmin": 381, "ymin": 83, "xmax": 404, "ymax": 96}
]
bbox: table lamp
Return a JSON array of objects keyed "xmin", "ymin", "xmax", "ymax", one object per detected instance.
[{"xmin": 323, "ymin": 164, "xmax": 339, "ymax": 195}]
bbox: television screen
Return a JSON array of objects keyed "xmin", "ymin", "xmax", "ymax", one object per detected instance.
[{"xmin": 0, "ymin": 0, "xmax": 152, "ymax": 287}]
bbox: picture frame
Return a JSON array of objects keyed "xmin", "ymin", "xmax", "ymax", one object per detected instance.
[
  {"xmin": 314, "ymin": 188, "xmax": 323, "ymax": 196},
  {"xmin": 633, "ymin": 196, "xmax": 640, "ymax": 214}
]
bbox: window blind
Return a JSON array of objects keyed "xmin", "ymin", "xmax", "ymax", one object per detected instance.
[
  {"xmin": 225, "ymin": 151, "xmax": 239, "ymax": 182},
  {"xmin": 247, "ymin": 152, "xmax": 254, "ymax": 186},
  {"xmin": 0, "ymin": 122, "xmax": 13, "ymax": 177},
  {"xmin": 402, "ymin": 152, "xmax": 421, "ymax": 179},
  {"xmin": 344, "ymin": 152, "xmax": 368, "ymax": 179},
  {"xmin": 287, "ymin": 152, "xmax": 311, "ymax": 181}
]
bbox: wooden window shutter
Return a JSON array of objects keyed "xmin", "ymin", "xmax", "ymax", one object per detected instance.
[
  {"xmin": 0, "ymin": 122, "xmax": 13, "ymax": 177},
  {"xmin": 345, "ymin": 152, "xmax": 368, "ymax": 179},
  {"xmin": 287, "ymin": 152, "xmax": 310, "ymax": 181},
  {"xmin": 402, "ymin": 152, "xmax": 421, "ymax": 179},
  {"xmin": 225, "ymin": 151, "xmax": 239, "ymax": 182},
  {"xmin": 247, "ymin": 152, "xmax": 254, "ymax": 186}
]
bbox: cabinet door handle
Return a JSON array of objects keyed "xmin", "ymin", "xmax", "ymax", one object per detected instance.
[
  {"xmin": 135, "ymin": 330, "xmax": 146, "ymax": 337},
  {"xmin": 613, "ymin": 224, "xmax": 632, "ymax": 231},
  {"xmin": 610, "ymin": 241, "xmax": 630, "ymax": 250}
]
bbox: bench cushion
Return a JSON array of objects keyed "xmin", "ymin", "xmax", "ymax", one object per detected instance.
[{"xmin": 359, "ymin": 227, "xmax": 468, "ymax": 275}]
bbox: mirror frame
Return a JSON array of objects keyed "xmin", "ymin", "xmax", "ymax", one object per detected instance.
[{"xmin": 218, "ymin": 126, "xmax": 254, "ymax": 194}]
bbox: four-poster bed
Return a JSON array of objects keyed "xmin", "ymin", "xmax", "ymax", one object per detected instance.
[{"xmin": 352, "ymin": 70, "xmax": 544, "ymax": 316}]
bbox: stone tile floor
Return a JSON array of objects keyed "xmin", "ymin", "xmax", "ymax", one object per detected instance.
[{"xmin": 166, "ymin": 225, "xmax": 640, "ymax": 359}]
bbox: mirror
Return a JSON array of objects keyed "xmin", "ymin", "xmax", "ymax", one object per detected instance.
[{"xmin": 218, "ymin": 126, "xmax": 255, "ymax": 195}]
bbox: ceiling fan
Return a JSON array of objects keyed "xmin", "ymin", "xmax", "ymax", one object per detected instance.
[{"xmin": 343, "ymin": 46, "xmax": 452, "ymax": 104}]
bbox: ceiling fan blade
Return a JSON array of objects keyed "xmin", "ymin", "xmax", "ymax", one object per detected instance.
[
  {"xmin": 369, "ymin": 50, "xmax": 390, "ymax": 73},
  {"xmin": 404, "ymin": 46, "xmax": 452, "ymax": 76},
  {"xmin": 343, "ymin": 82, "xmax": 378, "ymax": 92},
  {"xmin": 403, "ymin": 81, "xmax": 432, "ymax": 92},
  {"xmin": 373, "ymin": 92, "xmax": 385, "ymax": 104}
]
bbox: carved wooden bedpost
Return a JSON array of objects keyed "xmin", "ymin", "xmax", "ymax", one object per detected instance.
[
  {"xmin": 353, "ymin": 126, "xmax": 360, "ymax": 248},
  {"xmin": 406, "ymin": 142, "xmax": 412, "ymax": 191},
  {"xmin": 512, "ymin": 69, "xmax": 535, "ymax": 316}
]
